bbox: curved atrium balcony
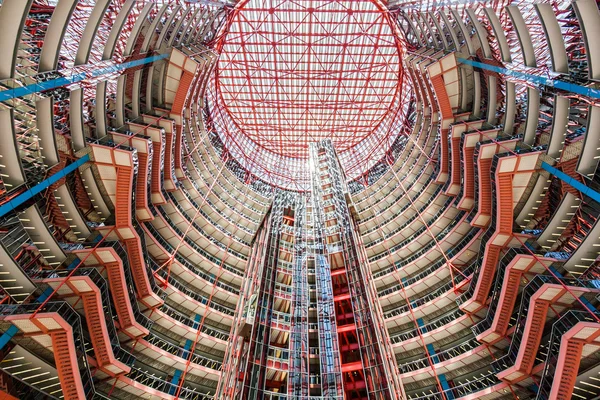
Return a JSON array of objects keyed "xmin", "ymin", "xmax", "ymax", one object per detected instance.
[{"xmin": 0, "ymin": 0, "xmax": 599, "ymax": 399}]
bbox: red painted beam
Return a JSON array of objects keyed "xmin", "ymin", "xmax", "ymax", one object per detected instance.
[{"xmin": 341, "ymin": 361, "xmax": 363, "ymax": 373}]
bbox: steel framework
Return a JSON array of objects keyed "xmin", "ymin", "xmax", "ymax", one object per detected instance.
[{"xmin": 208, "ymin": 0, "xmax": 406, "ymax": 190}]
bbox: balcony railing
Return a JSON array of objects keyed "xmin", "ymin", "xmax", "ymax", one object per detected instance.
[
  {"xmin": 373, "ymin": 210, "xmax": 473, "ymax": 279},
  {"xmin": 537, "ymin": 310, "xmax": 600, "ymax": 400},
  {"xmin": 398, "ymin": 337, "xmax": 480, "ymax": 373},
  {"xmin": 378, "ymin": 227, "xmax": 479, "ymax": 297},
  {"xmin": 144, "ymin": 222, "xmax": 240, "ymax": 295},
  {"xmin": 158, "ymin": 303, "xmax": 230, "ymax": 341},
  {"xmin": 145, "ymin": 332, "xmax": 223, "ymax": 371},
  {"xmin": 492, "ymin": 275, "xmax": 599, "ymax": 374},
  {"xmin": 384, "ymin": 263, "xmax": 475, "ymax": 319},
  {"xmin": 389, "ymin": 308, "xmax": 464, "ymax": 344},
  {"xmin": 151, "ymin": 259, "xmax": 235, "ymax": 316},
  {"xmin": 150, "ymin": 206, "xmax": 244, "ymax": 277},
  {"xmin": 126, "ymin": 364, "xmax": 214, "ymax": 400},
  {"xmin": 408, "ymin": 370, "xmax": 500, "ymax": 400},
  {"xmin": 0, "ymin": 302, "xmax": 96, "ymax": 399}
]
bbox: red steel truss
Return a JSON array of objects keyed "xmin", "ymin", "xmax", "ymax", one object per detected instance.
[{"xmin": 209, "ymin": 0, "xmax": 406, "ymax": 190}]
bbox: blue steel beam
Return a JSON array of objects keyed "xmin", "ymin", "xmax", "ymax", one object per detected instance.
[
  {"xmin": 0, "ymin": 154, "xmax": 90, "ymax": 218},
  {"xmin": 0, "ymin": 54, "xmax": 169, "ymax": 102},
  {"xmin": 541, "ymin": 162, "xmax": 600, "ymax": 204},
  {"xmin": 458, "ymin": 58, "xmax": 600, "ymax": 100}
]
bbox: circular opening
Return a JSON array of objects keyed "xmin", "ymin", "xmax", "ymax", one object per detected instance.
[{"xmin": 209, "ymin": 0, "xmax": 405, "ymax": 190}]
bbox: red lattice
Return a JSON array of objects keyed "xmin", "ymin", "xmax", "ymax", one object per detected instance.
[{"xmin": 209, "ymin": 0, "xmax": 405, "ymax": 190}]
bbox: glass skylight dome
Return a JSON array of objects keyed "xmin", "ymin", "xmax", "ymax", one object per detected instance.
[{"xmin": 209, "ymin": 0, "xmax": 406, "ymax": 190}]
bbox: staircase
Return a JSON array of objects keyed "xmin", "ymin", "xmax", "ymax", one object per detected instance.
[
  {"xmin": 555, "ymin": 340, "xmax": 584, "ymax": 400},
  {"xmin": 72, "ymin": 168, "xmax": 93, "ymax": 213},
  {"xmin": 82, "ymin": 292, "xmax": 111, "ymax": 365},
  {"xmin": 521, "ymin": 302, "xmax": 548, "ymax": 363},
  {"xmin": 163, "ymin": 129, "xmax": 176, "ymax": 191},
  {"xmin": 151, "ymin": 137, "xmax": 166, "ymax": 204},
  {"xmin": 430, "ymin": 74, "xmax": 453, "ymax": 184},
  {"xmin": 44, "ymin": 178, "xmax": 69, "ymax": 232},
  {"xmin": 73, "ymin": 247, "xmax": 150, "ymax": 339},
  {"xmin": 40, "ymin": 271, "xmax": 132, "ymax": 376},
  {"xmin": 134, "ymin": 151, "xmax": 152, "ymax": 220},
  {"xmin": 474, "ymin": 158, "xmax": 493, "ymax": 227},
  {"xmin": 492, "ymin": 268, "xmax": 522, "ymax": 338},
  {"xmin": 109, "ymin": 262, "xmax": 146, "ymax": 336},
  {"xmin": 51, "ymin": 331, "xmax": 85, "ymax": 400},
  {"xmin": 459, "ymin": 146, "xmax": 476, "ymax": 209},
  {"xmin": 172, "ymin": 71, "xmax": 195, "ymax": 176},
  {"xmin": 114, "ymin": 168, "xmax": 133, "ymax": 227},
  {"xmin": 496, "ymin": 174, "xmax": 514, "ymax": 232},
  {"xmin": 113, "ymin": 165, "xmax": 162, "ymax": 308}
]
